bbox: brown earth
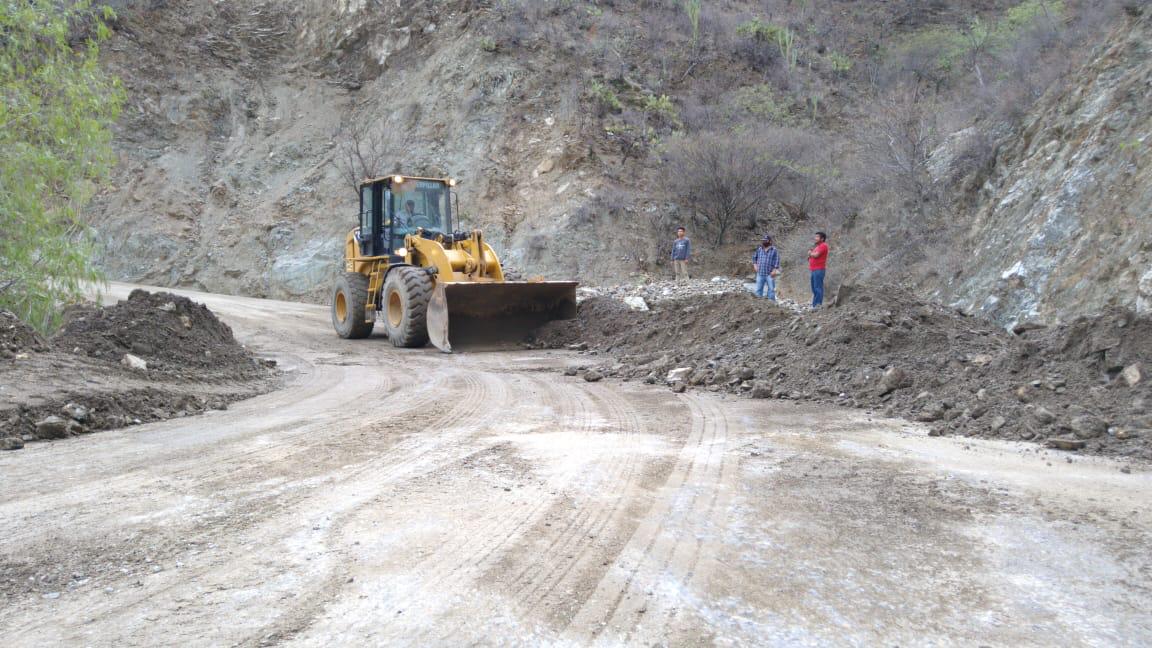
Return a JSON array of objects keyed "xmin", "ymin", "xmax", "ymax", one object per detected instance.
[
  {"xmin": 532, "ymin": 284, "xmax": 1152, "ymax": 460},
  {"xmin": 0, "ymin": 289, "xmax": 278, "ymax": 446},
  {"xmin": 0, "ymin": 312, "xmax": 48, "ymax": 358}
]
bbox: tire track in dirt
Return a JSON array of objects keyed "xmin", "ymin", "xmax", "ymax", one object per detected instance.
[
  {"xmin": 0, "ymin": 362, "xmax": 397, "ymax": 566},
  {"xmin": 504, "ymin": 385, "xmax": 646, "ymax": 616},
  {"xmin": 3, "ymin": 369, "xmax": 498, "ymax": 647},
  {"xmin": 564, "ymin": 393, "xmax": 739, "ymax": 642},
  {"xmin": 407, "ymin": 374, "xmax": 607, "ymax": 643},
  {"xmin": 298, "ymin": 371, "xmax": 575, "ymax": 644}
]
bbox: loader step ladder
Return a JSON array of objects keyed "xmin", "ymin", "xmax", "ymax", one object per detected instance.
[{"xmin": 365, "ymin": 260, "xmax": 386, "ymax": 323}]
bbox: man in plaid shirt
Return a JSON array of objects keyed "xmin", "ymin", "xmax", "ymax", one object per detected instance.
[{"xmin": 752, "ymin": 234, "xmax": 781, "ymax": 301}]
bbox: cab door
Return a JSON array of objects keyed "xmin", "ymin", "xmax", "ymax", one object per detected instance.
[{"xmin": 359, "ymin": 183, "xmax": 377, "ymax": 256}]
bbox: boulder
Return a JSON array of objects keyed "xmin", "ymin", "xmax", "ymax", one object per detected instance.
[
  {"xmin": 989, "ymin": 415, "xmax": 1008, "ymax": 432},
  {"xmin": 750, "ymin": 381, "xmax": 772, "ymax": 399},
  {"xmin": 563, "ymin": 366, "xmax": 578, "ymax": 377},
  {"xmin": 583, "ymin": 370, "xmax": 604, "ymax": 383},
  {"xmin": 671, "ymin": 382, "xmax": 687, "ymax": 393},
  {"xmin": 35, "ymin": 416, "xmax": 71, "ymax": 439},
  {"xmin": 666, "ymin": 367, "xmax": 693, "ymax": 384},
  {"xmin": 1120, "ymin": 363, "xmax": 1142, "ymax": 387},
  {"xmin": 0, "ymin": 437, "xmax": 24, "ymax": 451},
  {"xmin": 737, "ymin": 367, "xmax": 755, "ymax": 381}
]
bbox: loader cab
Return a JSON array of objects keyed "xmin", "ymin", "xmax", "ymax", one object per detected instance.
[{"xmin": 358, "ymin": 176, "xmax": 455, "ymax": 259}]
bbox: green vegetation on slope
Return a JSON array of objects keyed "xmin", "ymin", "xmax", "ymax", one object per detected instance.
[{"xmin": 0, "ymin": 1, "xmax": 123, "ymax": 331}]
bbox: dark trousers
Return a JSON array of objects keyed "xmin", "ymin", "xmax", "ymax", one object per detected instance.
[{"xmin": 810, "ymin": 269, "xmax": 826, "ymax": 307}]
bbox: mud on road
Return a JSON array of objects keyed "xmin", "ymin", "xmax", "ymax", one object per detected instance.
[{"xmin": 1, "ymin": 284, "xmax": 1150, "ymax": 646}]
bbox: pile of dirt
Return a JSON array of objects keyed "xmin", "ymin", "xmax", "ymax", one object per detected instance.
[
  {"xmin": 0, "ymin": 311, "xmax": 49, "ymax": 358},
  {"xmin": 0, "ymin": 291, "xmax": 277, "ymax": 448},
  {"xmin": 55, "ymin": 289, "xmax": 269, "ymax": 380},
  {"xmin": 533, "ymin": 284, "xmax": 1151, "ymax": 460}
]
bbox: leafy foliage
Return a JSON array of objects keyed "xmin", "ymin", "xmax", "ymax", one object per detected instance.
[{"xmin": 0, "ymin": 1, "xmax": 124, "ymax": 331}]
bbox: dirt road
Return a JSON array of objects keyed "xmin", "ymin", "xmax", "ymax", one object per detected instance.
[{"xmin": 2, "ymin": 284, "xmax": 1150, "ymax": 646}]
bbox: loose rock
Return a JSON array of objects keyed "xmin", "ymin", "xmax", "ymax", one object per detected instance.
[
  {"xmin": 1032, "ymin": 406, "xmax": 1057, "ymax": 425},
  {"xmin": 879, "ymin": 367, "xmax": 912, "ymax": 394},
  {"xmin": 750, "ymin": 381, "xmax": 772, "ymax": 399},
  {"xmin": 1070, "ymin": 415, "xmax": 1107, "ymax": 440},
  {"xmin": 122, "ymin": 354, "xmax": 148, "ymax": 371},
  {"xmin": 62, "ymin": 402, "xmax": 90, "ymax": 422},
  {"xmin": 1047, "ymin": 437, "xmax": 1087, "ymax": 451}
]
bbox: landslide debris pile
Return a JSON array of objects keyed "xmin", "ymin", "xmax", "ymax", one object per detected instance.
[
  {"xmin": 1, "ymin": 291, "xmax": 277, "ymax": 448},
  {"xmin": 0, "ymin": 311, "xmax": 49, "ymax": 358},
  {"xmin": 57, "ymin": 289, "xmax": 268, "ymax": 380},
  {"xmin": 533, "ymin": 285, "xmax": 1150, "ymax": 459}
]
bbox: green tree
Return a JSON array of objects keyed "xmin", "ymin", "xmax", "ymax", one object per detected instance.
[{"xmin": 0, "ymin": 1, "xmax": 124, "ymax": 331}]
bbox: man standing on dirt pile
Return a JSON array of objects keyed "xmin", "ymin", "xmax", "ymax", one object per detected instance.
[
  {"xmin": 752, "ymin": 234, "xmax": 781, "ymax": 301},
  {"xmin": 671, "ymin": 226, "xmax": 691, "ymax": 282},
  {"xmin": 808, "ymin": 231, "xmax": 829, "ymax": 308}
]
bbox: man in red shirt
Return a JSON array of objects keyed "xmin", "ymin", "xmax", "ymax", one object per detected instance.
[{"xmin": 808, "ymin": 231, "xmax": 829, "ymax": 308}]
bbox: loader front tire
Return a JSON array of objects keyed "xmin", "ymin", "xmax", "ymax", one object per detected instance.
[
  {"xmin": 382, "ymin": 266, "xmax": 432, "ymax": 348},
  {"xmin": 332, "ymin": 272, "xmax": 375, "ymax": 339}
]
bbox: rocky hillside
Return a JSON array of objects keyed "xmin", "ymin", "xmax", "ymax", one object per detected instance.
[
  {"xmin": 82, "ymin": 0, "xmax": 1145, "ymax": 327},
  {"xmin": 947, "ymin": 13, "xmax": 1151, "ymax": 328}
]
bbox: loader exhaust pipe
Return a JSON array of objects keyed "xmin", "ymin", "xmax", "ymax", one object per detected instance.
[{"xmin": 427, "ymin": 281, "xmax": 578, "ymax": 353}]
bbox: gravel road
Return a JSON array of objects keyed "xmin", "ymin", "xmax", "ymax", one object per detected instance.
[{"xmin": 1, "ymin": 284, "xmax": 1149, "ymax": 646}]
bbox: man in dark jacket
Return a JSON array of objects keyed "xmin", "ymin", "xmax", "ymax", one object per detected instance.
[
  {"xmin": 752, "ymin": 234, "xmax": 781, "ymax": 300},
  {"xmin": 671, "ymin": 227, "xmax": 691, "ymax": 282}
]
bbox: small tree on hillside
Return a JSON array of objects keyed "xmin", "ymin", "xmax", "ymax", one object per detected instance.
[
  {"xmin": 664, "ymin": 132, "xmax": 803, "ymax": 246},
  {"xmin": 861, "ymin": 84, "xmax": 940, "ymax": 216},
  {"xmin": 0, "ymin": 1, "xmax": 124, "ymax": 331},
  {"xmin": 334, "ymin": 120, "xmax": 403, "ymax": 195}
]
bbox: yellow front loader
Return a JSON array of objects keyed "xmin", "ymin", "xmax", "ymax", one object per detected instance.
[{"xmin": 331, "ymin": 175, "xmax": 577, "ymax": 352}]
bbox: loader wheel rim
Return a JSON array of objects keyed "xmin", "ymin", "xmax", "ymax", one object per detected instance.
[
  {"xmin": 387, "ymin": 290, "xmax": 404, "ymax": 327},
  {"xmin": 335, "ymin": 291, "xmax": 348, "ymax": 323}
]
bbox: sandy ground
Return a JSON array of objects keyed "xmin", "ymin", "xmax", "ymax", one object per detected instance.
[{"xmin": 1, "ymin": 283, "xmax": 1150, "ymax": 646}]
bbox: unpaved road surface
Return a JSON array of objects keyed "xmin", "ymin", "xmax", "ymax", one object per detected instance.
[{"xmin": 2, "ymin": 284, "xmax": 1150, "ymax": 646}]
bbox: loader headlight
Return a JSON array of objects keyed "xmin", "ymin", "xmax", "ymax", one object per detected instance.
[
  {"xmin": 393, "ymin": 175, "xmax": 405, "ymax": 184},
  {"xmin": 396, "ymin": 247, "xmax": 407, "ymax": 257},
  {"xmin": 447, "ymin": 178, "xmax": 457, "ymax": 187}
]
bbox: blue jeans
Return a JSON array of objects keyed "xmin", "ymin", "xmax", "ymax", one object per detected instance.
[
  {"xmin": 810, "ymin": 269, "xmax": 826, "ymax": 307},
  {"xmin": 755, "ymin": 274, "xmax": 776, "ymax": 300}
]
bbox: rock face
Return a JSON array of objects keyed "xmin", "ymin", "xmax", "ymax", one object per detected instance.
[{"xmin": 952, "ymin": 16, "xmax": 1152, "ymax": 328}]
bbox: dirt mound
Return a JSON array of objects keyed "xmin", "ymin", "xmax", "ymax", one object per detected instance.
[
  {"xmin": 0, "ymin": 311, "xmax": 49, "ymax": 358},
  {"xmin": 533, "ymin": 284, "xmax": 1151, "ymax": 460},
  {"xmin": 54, "ymin": 290, "xmax": 267, "ymax": 379},
  {"xmin": 1, "ymin": 290, "xmax": 278, "ymax": 447}
]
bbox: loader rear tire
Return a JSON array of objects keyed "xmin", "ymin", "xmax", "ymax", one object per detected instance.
[
  {"xmin": 332, "ymin": 272, "xmax": 375, "ymax": 339},
  {"xmin": 382, "ymin": 266, "xmax": 432, "ymax": 348}
]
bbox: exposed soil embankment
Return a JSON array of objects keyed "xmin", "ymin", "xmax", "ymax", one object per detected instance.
[
  {"xmin": 0, "ymin": 290, "xmax": 278, "ymax": 448},
  {"xmin": 534, "ymin": 285, "xmax": 1151, "ymax": 460}
]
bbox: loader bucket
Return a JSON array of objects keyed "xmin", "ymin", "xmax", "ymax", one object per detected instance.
[{"xmin": 427, "ymin": 281, "xmax": 578, "ymax": 353}]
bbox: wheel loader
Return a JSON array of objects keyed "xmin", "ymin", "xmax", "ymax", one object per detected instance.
[{"xmin": 331, "ymin": 175, "xmax": 577, "ymax": 352}]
